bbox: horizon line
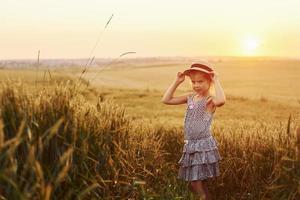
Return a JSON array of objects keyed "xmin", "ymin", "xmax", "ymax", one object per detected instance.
[{"xmin": 1, "ymin": 55, "xmax": 300, "ymax": 61}]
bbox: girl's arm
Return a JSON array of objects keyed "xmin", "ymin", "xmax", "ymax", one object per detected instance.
[
  {"xmin": 209, "ymin": 72, "xmax": 226, "ymax": 107},
  {"xmin": 161, "ymin": 72, "xmax": 189, "ymax": 105}
]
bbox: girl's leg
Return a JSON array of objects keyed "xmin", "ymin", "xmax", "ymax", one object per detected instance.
[{"xmin": 189, "ymin": 179, "xmax": 212, "ymax": 200}]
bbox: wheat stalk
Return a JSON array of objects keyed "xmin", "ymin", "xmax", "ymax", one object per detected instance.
[
  {"xmin": 88, "ymin": 51, "xmax": 136, "ymax": 84},
  {"xmin": 296, "ymin": 127, "xmax": 300, "ymax": 160},
  {"xmin": 75, "ymin": 14, "xmax": 114, "ymax": 89}
]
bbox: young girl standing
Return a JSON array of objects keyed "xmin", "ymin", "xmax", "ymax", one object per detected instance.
[{"xmin": 161, "ymin": 61, "xmax": 226, "ymax": 200}]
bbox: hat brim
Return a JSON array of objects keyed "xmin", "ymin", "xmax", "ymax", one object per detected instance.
[{"xmin": 183, "ymin": 68, "xmax": 212, "ymax": 76}]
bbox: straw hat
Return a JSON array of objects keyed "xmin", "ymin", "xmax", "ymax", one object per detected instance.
[{"xmin": 183, "ymin": 60, "xmax": 214, "ymax": 76}]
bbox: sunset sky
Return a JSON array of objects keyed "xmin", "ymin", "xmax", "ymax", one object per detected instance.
[{"xmin": 1, "ymin": 0, "xmax": 300, "ymax": 59}]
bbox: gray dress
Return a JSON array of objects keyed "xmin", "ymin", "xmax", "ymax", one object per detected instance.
[{"xmin": 177, "ymin": 93, "xmax": 222, "ymax": 181}]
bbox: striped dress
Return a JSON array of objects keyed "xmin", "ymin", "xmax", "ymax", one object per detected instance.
[{"xmin": 177, "ymin": 93, "xmax": 222, "ymax": 181}]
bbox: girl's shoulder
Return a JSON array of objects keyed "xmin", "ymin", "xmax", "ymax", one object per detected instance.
[
  {"xmin": 188, "ymin": 92, "xmax": 196, "ymax": 97},
  {"xmin": 186, "ymin": 92, "xmax": 196, "ymax": 103}
]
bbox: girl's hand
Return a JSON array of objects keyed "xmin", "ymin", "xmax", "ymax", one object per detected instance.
[
  {"xmin": 209, "ymin": 71, "xmax": 219, "ymax": 82},
  {"xmin": 175, "ymin": 72, "xmax": 185, "ymax": 84}
]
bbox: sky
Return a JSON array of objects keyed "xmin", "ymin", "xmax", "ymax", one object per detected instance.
[{"xmin": 1, "ymin": 0, "xmax": 300, "ymax": 59}]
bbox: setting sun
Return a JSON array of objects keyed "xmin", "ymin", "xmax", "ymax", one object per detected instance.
[{"xmin": 242, "ymin": 37, "xmax": 260, "ymax": 55}]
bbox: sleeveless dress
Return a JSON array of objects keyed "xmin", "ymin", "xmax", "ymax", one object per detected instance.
[{"xmin": 177, "ymin": 93, "xmax": 222, "ymax": 181}]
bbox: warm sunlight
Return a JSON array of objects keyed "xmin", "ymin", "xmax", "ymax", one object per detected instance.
[
  {"xmin": 1, "ymin": 0, "xmax": 300, "ymax": 59},
  {"xmin": 242, "ymin": 37, "xmax": 260, "ymax": 56}
]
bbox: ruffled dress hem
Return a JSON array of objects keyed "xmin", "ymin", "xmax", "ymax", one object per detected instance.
[
  {"xmin": 177, "ymin": 162, "xmax": 221, "ymax": 181},
  {"xmin": 177, "ymin": 136, "xmax": 222, "ymax": 181}
]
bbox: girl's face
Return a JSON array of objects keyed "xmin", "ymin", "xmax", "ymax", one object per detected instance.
[{"xmin": 189, "ymin": 71, "xmax": 211, "ymax": 93}]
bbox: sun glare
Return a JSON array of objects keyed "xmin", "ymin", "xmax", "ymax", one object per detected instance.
[{"xmin": 242, "ymin": 37, "xmax": 260, "ymax": 56}]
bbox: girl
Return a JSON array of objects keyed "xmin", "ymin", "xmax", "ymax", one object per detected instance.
[{"xmin": 161, "ymin": 61, "xmax": 226, "ymax": 200}]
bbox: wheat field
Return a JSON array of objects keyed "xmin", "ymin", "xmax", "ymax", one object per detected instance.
[{"xmin": 0, "ymin": 57, "xmax": 299, "ymax": 199}]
